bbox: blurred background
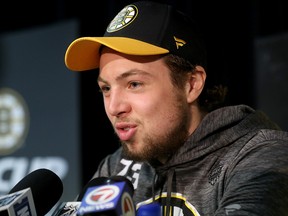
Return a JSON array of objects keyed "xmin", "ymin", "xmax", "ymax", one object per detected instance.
[{"xmin": 0, "ymin": 0, "xmax": 287, "ymax": 209}]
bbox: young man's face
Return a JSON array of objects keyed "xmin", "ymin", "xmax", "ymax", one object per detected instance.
[{"xmin": 98, "ymin": 48, "xmax": 192, "ymax": 163}]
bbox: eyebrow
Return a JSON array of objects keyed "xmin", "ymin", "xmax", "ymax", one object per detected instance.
[{"xmin": 97, "ymin": 69, "xmax": 152, "ymax": 83}]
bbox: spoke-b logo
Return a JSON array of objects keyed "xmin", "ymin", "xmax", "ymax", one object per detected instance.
[{"xmin": 0, "ymin": 88, "xmax": 29, "ymax": 155}]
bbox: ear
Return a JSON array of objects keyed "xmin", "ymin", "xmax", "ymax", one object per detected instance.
[{"xmin": 185, "ymin": 65, "xmax": 206, "ymax": 103}]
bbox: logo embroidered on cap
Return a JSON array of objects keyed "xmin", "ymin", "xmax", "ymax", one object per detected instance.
[
  {"xmin": 107, "ymin": 5, "xmax": 138, "ymax": 33},
  {"xmin": 174, "ymin": 36, "xmax": 186, "ymax": 49}
]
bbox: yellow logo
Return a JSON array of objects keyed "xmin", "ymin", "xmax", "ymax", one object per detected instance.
[
  {"xmin": 174, "ymin": 36, "xmax": 186, "ymax": 49},
  {"xmin": 107, "ymin": 5, "xmax": 138, "ymax": 33}
]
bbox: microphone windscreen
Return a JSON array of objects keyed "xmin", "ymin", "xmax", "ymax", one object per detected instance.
[
  {"xmin": 77, "ymin": 176, "xmax": 109, "ymax": 201},
  {"xmin": 9, "ymin": 168, "xmax": 63, "ymax": 216}
]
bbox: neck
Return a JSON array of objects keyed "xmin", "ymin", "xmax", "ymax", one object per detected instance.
[{"xmin": 189, "ymin": 104, "xmax": 207, "ymax": 135}]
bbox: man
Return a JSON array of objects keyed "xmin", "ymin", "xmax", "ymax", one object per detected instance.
[{"xmin": 65, "ymin": 1, "xmax": 288, "ymax": 215}]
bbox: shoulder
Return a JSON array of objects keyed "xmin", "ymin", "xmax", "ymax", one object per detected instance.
[
  {"xmin": 243, "ymin": 129, "xmax": 288, "ymax": 153},
  {"xmin": 227, "ymin": 129, "xmax": 288, "ymax": 174}
]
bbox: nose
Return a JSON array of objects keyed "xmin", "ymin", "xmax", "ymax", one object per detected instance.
[{"xmin": 105, "ymin": 90, "xmax": 131, "ymax": 117}]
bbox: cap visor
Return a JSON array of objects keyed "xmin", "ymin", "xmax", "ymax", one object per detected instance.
[{"xmin": 65, "ymin": 37, "xmax": 169, "ymax": 71}]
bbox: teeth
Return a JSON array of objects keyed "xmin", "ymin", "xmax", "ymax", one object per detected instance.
[{"xmin": 123, "ymin": 127, "xmax": 129, "ymax": 131}]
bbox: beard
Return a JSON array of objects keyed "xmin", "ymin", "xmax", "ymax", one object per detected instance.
[{"xmin": 120, "ymin": 93, "xmax": 190, "ymax": 163}]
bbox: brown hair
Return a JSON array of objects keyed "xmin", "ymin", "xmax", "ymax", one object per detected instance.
[{"xmin": 164, "ymin": 54, "xmax": 228, "ymax": 112}]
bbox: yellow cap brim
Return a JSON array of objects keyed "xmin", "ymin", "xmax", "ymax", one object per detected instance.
[{"xmin": 64, "ymin": 37, "xmax": 169, "ymax": 72}]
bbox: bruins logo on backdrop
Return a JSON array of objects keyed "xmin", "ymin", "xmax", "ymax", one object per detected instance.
[
  {"xmin": 137, "ymin": 192, "xmax": 201, "ymax": 216},
  {"xmin": 0, "ymin": 88, "xmax": 29, "ymax": 155},
  {"xmin": 107, "ymin": 5, "xmax": 138, "ymax": 32}
]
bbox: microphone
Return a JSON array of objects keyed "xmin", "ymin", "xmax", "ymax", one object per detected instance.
[
  {"xmin": 77, "ymin": 176, "xmax": 135, "ymax": 216},
  {"xmin": 51, "ymin": 177, "xmax": 109, "ymax": 216},
  {"xmin": 136, "ymin": 202, "xmax": 161, "ymax": 216},
  {"xmin": 77, "ymin": 177, "xmax": 109, "ymax": 202},
  {"xmin": 51, "ymin": 201, "xmax": 81, "ymax": 216},
  {"xmin": 0, "ymin": 187, "xmax": 36, "ymax": 216},
  {"xmin": 1, "ymin": 168, "xmax": 63, "ymax": 216}
]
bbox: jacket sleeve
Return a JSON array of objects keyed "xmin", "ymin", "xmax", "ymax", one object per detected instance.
[{"xmin": 215, "ymin": 138, "xmax": 288, "ymax": 216}]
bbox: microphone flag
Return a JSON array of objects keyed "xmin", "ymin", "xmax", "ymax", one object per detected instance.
[
  {"xmin": 0, "ymin": 188, "xmax": 37, "ymax": 216},
  {"xmin": 51, "ymin": 201, "xmax": 82, "ymax": 216},
  {"xmin": 77, "ymin": 181, "xmax": 135, "ymax": 216}
]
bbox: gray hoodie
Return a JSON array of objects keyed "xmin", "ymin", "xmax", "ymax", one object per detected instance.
[{"xmin": 92, "ymin": 105, "xmax": 288, "ymax": 216}]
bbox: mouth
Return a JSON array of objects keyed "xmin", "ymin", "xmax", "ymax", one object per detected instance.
[{"xmin": 115, "ymin": 122, "xmax": 137, "ymax": 141}]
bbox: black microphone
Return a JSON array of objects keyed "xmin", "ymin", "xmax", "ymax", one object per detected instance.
[
  {"xmin": 51, "ymin": 177, "xmax": 109, "ymax": 216},
  {"xmin": 76, "ymin": 176, "xmax": 135, "ymax": 216},
  {"xmin": 6, "ymin": 168, "xmax": 63, "ymax": 216}
]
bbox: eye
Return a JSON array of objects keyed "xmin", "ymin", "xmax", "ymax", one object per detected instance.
[
  {"xmin": 128, "ymin": 81, "xmax": 143, "ymax": 89},
  {"xmin": 99, "ymin": 85, "xmax": 110, "ymax": 93}
]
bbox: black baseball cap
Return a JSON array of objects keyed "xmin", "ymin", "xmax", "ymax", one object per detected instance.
[{"xmin": 65, "ymin": 1, "xmax": 207, "ymax": 71}]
